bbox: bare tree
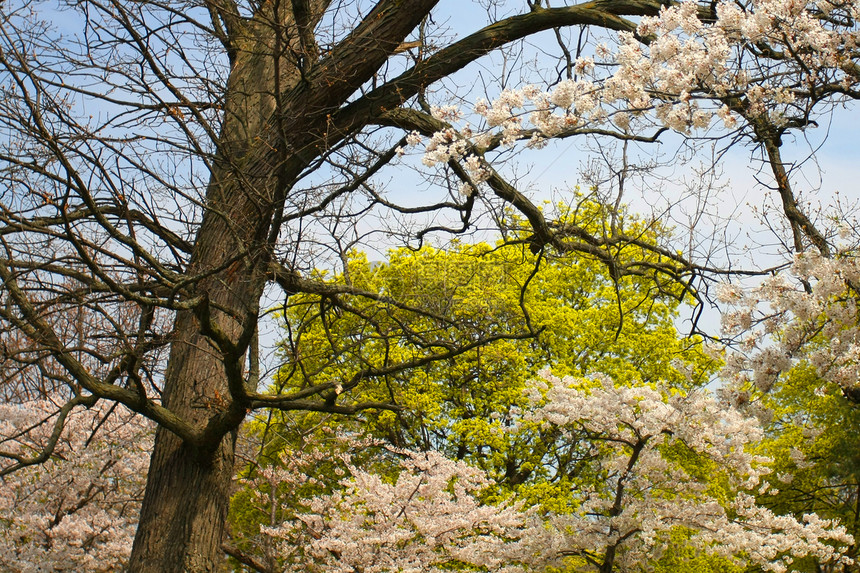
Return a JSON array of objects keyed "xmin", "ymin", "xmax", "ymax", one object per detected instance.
[{"xmin": 0, "ymin": 0, "xmax": 854, "ymax": 570}]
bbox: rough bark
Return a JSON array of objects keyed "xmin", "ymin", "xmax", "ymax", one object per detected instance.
[{"xmin": 128, "ymin": 1, "xmax": 439, "ymax": 570}]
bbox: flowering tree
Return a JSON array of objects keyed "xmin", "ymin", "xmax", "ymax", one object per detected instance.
[
  {"xmin": 715, "ymin": 248, "xmax": 860, "ymax": 568},
  {"xmin": 719, "ymin": 251, "xmax": 860, "ymax": 397},
  {"xmin": 754, "ymin": 362, "xmax": 860, "ymax": 570},
  {"xmin": 1, "ymin": 366, "xmax": 854, "ymax": 572},
  {"xmin": 254, "ymin": 448, "xmax": 529, "ymax": 573},
  {"xmin": 403, "ymin": 0, "xmax": 856, "ymax": 255},
  {"xmin": 234, "ymin": 371, "xmax": 854, "ymax": 573},
  {"xmin": 0, "ymin": 402, "xmax": 151, "ymax": 571},
  {"xmin": 0, "ymin": 0, "xmax": 857, "ymax": 569},
  {"xmin": 522, "ymin": 370, "xmax": 854, "ymax": 573}
]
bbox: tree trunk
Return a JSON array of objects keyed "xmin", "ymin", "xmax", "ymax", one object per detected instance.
[
  {"xmin": 126, "ymin": 412, "xmax": 238, "ymax": 572},
  {"xmin": 128, "ymin": 13, "xmax": 290, "ymax": 570},
  {"xmin": 127, "ymin": 2, "xmax": 438, "ymax": 569},
  {"xmin": 127, "ymin": 185, "xmax": 272, "ymax": 571}
]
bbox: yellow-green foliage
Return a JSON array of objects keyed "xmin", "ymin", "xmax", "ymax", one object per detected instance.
[
  {"xmin": 232, "ymin": 200, "xmax": 725, "ymax": 570},
  {"xmin": 269, "ymin": 201, "xmax": 717, "ymax": 505},
  {"xmin": 752, "ymin": 363, "xmax": 860, "ymax": 571}
]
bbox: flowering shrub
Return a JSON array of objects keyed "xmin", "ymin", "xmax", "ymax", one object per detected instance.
[{"xmin": 2, "ymin": 374, "xmax": 853, "ymax": 572}]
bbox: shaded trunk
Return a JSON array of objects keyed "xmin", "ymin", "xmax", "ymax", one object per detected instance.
[
  {"xmin": 127, "ymin": 1, "xmax": 438, "ymax": 569},
  {"xmin": 127, "ymin": 168, "xmax": 273, "ymax": 571},
  {"xmin": 127, "ymin": 407, "xmax": 239, "ymax": 572},
  {"xmin": 128, "ymin": 13, "xmax": 295, "ymax": 571}
]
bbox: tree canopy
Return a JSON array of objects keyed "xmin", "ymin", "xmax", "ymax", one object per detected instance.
[{"xmin": 0, "ymin": 0, "xmax": 858, "ymax": 570}]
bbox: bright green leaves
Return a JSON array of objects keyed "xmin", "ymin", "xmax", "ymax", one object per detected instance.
[
  {"xmin": 268, "ymin": 206, "xmax": 717, "ymax": 505},
  {"xmin": 230, "ymin": 198, "xmax": 731, "ymax": 571}
]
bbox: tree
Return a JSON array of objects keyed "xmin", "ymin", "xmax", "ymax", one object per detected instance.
[
  {"xmin": 756, "ymin": 363, "xmax": 860, "ymax": 570},
  {"xmin": 521, "ymin": 371, "xmax": 853, "ymax": 573},
  {"xmin": 264, "ymin": 229, "xmax": 714, "ymax": 491},
  {"xmin": 0, "ymin": 402, "xmax": 151, "ymax": 571},
  {"xmin": 255, "ymin": 447, "xmax": 531, "ymax": 573},
  {"xmin": 719, "ymin": 251, "xmax": 860, "ymax": 399},
  {"xmin": 1, "ymin": 0, "xmax": 857, "ymax": 570},
  {"xmin": 4, "ymin": 371, "xmax": 851, "ymax": 572},
  {"xmin": 227, "ymin": 230, "xmax": 716, "ymax": 569},
  {"xmin": 717, "ymin": 249, "xmax": 860, "ymax": 569},
  {"xmin": 232, "ymin": 236, "xmax": 855, "ymax": 572},
  {"xmin": 240, "ymin": 372, "xmax": 855, "ymax": 573}
]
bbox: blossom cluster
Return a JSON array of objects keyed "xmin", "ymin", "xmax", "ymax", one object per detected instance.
[
  {"xmin": 0, "ymin": 401, "xmax": 152, "ymax": 572},
  {"xmin": 408, "ymin": 0, "xmax": 860, "ymax": 180},
  {"xmin": 250, "ymin": 370, "xmax": 853, "ymax": 573},
  {"xmin": 719, "ymin": 251, "xmax": 860, "ymax": 396},
  {"xmin": 259, "ymin": 448, "xmax": 530, "ymax": 573},
  {"xmin": 521, "ymin": 370, "xmax": 854, "ymax": 572}
]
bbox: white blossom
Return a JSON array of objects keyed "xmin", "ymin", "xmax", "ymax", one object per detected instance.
[
  {"xmin": 0, "ymin": 402, "xmax": 152, "ymax": 571},
  {"xmin": 719, "ymin": 252, "xmax": 860, "ymax": 398}
]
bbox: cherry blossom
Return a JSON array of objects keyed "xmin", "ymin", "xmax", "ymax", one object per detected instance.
[
  {"xmin": 0, "ymin": 401, "xmax": 152, "ymax": 572},
  {"xmin": 247, "ymin": 370, "xmax": 854, "ymax": 573},
  {"xmin": 258, "ymin": 448, "xmax": 530, "ymax": 573},
  {"xmin": 412, "ymin": 0, "xmax": 860, "ymax": 184},
  {"xmin": 2, "ymin": 374, "xmax": 851, "ymax": 572},
  {"xmin": 519, "ymin": 370, "xmax": 854, "ymax": 573},
  {"xmin": 719, "ymin": 251, "xmax": 860, "ymax": 398}
]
